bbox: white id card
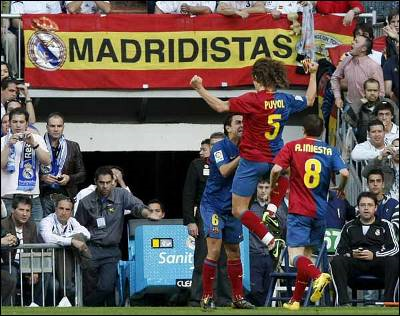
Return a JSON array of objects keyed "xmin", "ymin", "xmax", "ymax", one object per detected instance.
[
  {"xmin": 96, "ymin": 217, "xmax": 106, "ymax": 228},
  {"xmin": 203, "ymin": 168, "xmax": 210, "ymax": 176}
]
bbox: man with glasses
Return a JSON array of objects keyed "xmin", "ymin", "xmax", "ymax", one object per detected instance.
[{"xmin": 330, "ymin": 191, "xmax": 399, "ymax": 306}]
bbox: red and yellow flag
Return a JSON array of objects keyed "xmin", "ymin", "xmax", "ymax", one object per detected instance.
[{"xmin": 23, "ymin": 13, "xmax": 354, "ymax": 89}]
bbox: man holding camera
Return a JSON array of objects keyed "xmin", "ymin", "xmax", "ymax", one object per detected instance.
[
  {"xmin": 1, "ymin": 108, "xmax": 50, "ymax": 224},
  {"xmin": 39, "ymin": 112, "xmax": 86, "ymax": 216},
  {"xmin": 330, "ymin": 192, "xmax": 399, "ymax": 306}
]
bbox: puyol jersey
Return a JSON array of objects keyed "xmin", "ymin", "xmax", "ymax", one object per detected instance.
[
  {"xmin": 229, "ymin": 91, "xmax": 307, "ymax": 163},
  {"xmin": 273, "ymin": 137, "xmax": 347, "ymax": 219},
  {"xmin": 201, "ymin": 137, "xmax": 239, "ymax": 214}
]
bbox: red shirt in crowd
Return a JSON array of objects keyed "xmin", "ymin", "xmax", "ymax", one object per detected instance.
[{"xmin": 316, "ymin": 1, "xmax": 365, "ymax": 14}]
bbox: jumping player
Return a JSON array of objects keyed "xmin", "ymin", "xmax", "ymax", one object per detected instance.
[
  {"xmin": 190, "ymin": 57, "xmax": 319, "ymax": 250},
  {"xmin": 269, "ymin": 115, "xmax": 349, "ymax": 310}
]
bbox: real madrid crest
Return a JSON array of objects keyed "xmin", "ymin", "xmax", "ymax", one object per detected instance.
[
  {"xmin": 27, "ymin": 17, "xmax": 66, "ymax": 71},
  {"xmin": 23, "ymin": 163, "xmax": 34, "ymax": 179}
]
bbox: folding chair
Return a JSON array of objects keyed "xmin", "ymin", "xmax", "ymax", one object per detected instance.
[{"xmin": 265, "ymin": 241, "xmax": 330, "ymax": 307}]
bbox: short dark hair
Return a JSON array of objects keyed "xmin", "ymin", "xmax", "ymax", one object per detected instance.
[
  {"xmin": 223, "ymin": 112, "xmax": 240, "ymax": 136},
  {"xmin": 210, "ymin": 132, "xmax": 225, "ymax": 140},
  {"xmin": 374, "ymin": 101, "xmax": 394, "ymax": 117},
  {"xmin": 201, "ymin": 138, "xmax": 210, "ymax": 146},
  {"xmin": 54, "ymin": 194, "xmax": 74, "ymax": 208},
  {"xmin": 47, "ymin": 112, "xmax": 65, "ymax": 125},
  {"xmin": 9, "ymin": 107, "xmax": 29, "ymax": 122},
  {"xmin": 1, "ymin": 77, "xmax": 17, "ymax": 90},
  {"xmin": 11, "ymin": 195, "xmax": 33, "ymax": 210},
  {"xmin": 353, "ymin": 22, "xmax": 374, "ymax": 41},
  {"xmin": 388, "ymin": 9, "xmax": 399, "ymax": 25},
  {"xmin": 357, "ymin": 191, "xmax": 378, "ymax": 207},
  {"xmin": 257, "ymin": 175, "xmax": 270, "ymax": 185},
  {"xmin": 148, "ymin": 198, "xmax": 165, "ymax": 213},
  {"xmin": 303, "ymin": 114, "xmax": 324, "ymax": 137},
  {"xmin": 364, "ymin": 36, "xmax": 373, "ymax": 55},
  {"xmin": 367, "ymin": 119, "xmax": 384, "ymax": 132},
  {"xmin": 94, "ymin": 166, "xmax": 114, "ymax": 181},
  {"xmin": 363, "ymin": 78, "xmax": 380, "ymax": 90},
  {"xmin": 367, "ymin": 168, "xmax": 385, "ymax": 181}
]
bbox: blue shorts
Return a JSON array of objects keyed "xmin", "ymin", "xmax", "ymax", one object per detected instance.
[
  {"xmin": 232, "ymin": 158, "xmax": 272, "ymax": 197},
  {"xmin": 200, "ymin": 202, "xmax": 243, "ymax": 244},
  {"xmin": 286, "ymin": 213, "xmax": 326, "ymax": 250}
]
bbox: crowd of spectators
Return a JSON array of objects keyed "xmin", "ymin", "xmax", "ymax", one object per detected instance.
[{"xmin": 1, "ymin": 0, "xmax": 399, "ymax": 309}]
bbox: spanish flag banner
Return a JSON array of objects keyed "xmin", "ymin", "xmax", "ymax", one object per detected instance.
[{"xmin": 23, "ymin": 13, "xmax": 354, "ymax": 89}]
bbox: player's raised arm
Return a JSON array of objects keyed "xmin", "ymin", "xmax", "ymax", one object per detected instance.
[
  {"xmin": 190, "ymin": 75, "xmax": 230, "ymax": 113},
  {"xmin": 305, "ymin": 61, "xmax": 319, "ymax": 107}
]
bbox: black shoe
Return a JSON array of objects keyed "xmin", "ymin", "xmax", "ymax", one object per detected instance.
[
  {"xmin": 231, "ymin": 297, "xmax": 255, "ymax": 309},
  {"xmin": 200, "ymin": 296, "xmax": 216, "ymax": 310}
]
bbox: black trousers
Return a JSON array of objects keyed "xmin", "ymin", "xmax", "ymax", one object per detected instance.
[
  {"xmin": 331, "ymin": 255, "xmax": 399, "ymax": 305},
  {"xmin": 189, "ymin": 215, "xmax": 232, "ymax": 306}
]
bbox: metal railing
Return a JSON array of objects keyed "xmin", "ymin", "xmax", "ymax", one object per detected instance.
[
  {"xmin": 335, "ymin": 108, "xmax": 367, "ymax": 205},
  {"xmin": 1, "ymin": 243, "xmax": 83, "ymax": 307}
]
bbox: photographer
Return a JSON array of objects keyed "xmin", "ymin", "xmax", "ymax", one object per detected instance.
[
  {"xmin": 1, "ymin": 108, "xmax": 51, "ymax": 224},
  {"xmin": 330, "ymin": 192, "xmax": 399, "ymax": 306}
]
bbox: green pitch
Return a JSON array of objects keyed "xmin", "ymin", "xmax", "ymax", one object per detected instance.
[{"xmin": 1, "ymin": 307, "xmax": 399, "ymax": 315}]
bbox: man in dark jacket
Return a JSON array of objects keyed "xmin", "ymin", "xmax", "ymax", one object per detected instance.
[
  {"xmin": 40, "ymin": 112, "xmax": 86, "ymax": 216},
  {"xmin": 330, "ymin": 192, "xmax": 399, "ymax": 306}
]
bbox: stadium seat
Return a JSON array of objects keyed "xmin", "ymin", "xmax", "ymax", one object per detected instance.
[{"xmin": 265, "ymin": 241, "xmax": 330, "ymax": 307}]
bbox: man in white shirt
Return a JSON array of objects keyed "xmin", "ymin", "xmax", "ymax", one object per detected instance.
[
  {"xmin": 39, "ymin": 195, "xmax": 91, "ymax": 303},
  {"xmin": 216, "ymin": 1, "xmax": 265, "ymax": 19},
  {"xmin": 65, "ymin": 1, "xmax": 111, "ymax": 14},
  {"xmin": 155, "ymin": 1, "xmax": 216, "ymax": 15},
  {"xmin": 10, "ymin": 1, "xmax": 62, "ymax": 28},
  {"xmin": 1, "ymin": 108, "xmax": 51, "ymax": 225},
  {"xmin": 351, "ymin": 119, "xmax": 388, "ymax": 162}
]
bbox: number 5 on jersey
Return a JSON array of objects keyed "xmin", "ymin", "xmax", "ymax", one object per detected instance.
[{"xmin": 265, "ymin": 114, "xmax": 282, "ymax": 140}]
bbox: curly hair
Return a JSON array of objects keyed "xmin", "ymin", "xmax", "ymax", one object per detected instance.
[{"xmin": 252, "ymin": 57, "xmax": 289, "ymax": 89}]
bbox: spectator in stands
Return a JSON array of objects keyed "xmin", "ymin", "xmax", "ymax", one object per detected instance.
[
  {"xmin": 364, "ymin": 169, "xmax": 399, "ymax": 233},
  {"xmin": 1, "ymin": 61, "xmax": 10, "ymax": 81},
  {"xmin": 265, "ymin": 1, "xmax": 310, "ymax": 18},
  {"xmin": 147, "ymin": 198, "xmax": 166, "ymax": 220},
  {"xmin": 374, "ymin": 102, "xmax": 399, "ymax": 145},
  {"xmin": 1, "ymin": 226, "xmax": 18, "ymax": 305},
  {"xmin": 1, "ymin": 113, "xmax": 9, "ymax": 137},
  {"xmin": 315, "ymin": 1, "xmax": 365, "ymax": 26},
  {"xmin": 351, "ymin": 120, "xmax": 387, "ymax": 162},
  {"xmin": 4, "ymin": 99, "xmax": 39, "ymax": 135},
  {"xmin": 216, "ymin": 1, "xmax": 265, "ymax": 19},
  {"xmin": 182, "ymin": 138, "xmax": 231, "ymax": 307},
  {"xmin": 75, "ymin": 166, "xmax": 159, "ymax": 306},
  {"xmin": 10, "ymin": 1, "xmax": 62, "ymax": 29},
  {"xmin": 65, "ymin": 1, "xmax": 111, "ymax": 14},
  {"xmin": 1, "ymin": 78, "xmax": 18, "ymax": 121},
  {"xmin": 383, "ymin": 9, "xmax": 399, "ymax": 60},
  {"xmin": 1, "ymin": 108, "xmax": 51, "ymax": 225},
  {"xmin": 330, "ymin": 192, "xmax": 399, "ymax": 306},
  {"xmin": 1, "ymin": 195, "xmax": 43, "ymax": 305},
  {"xmin": 39, "ymin": 194, "xmax": 91, "ymax": 304},
  {"xmin": 246, "ymin": 177, "xmax": 274, "ymax": 307},
  {"xmin": 383, "ymin": 40, "xmax": 399, "ymax": 103},
  {"xmin": 362, "ymin": 138, "xmax": 399, "ymax": 201},
  {"xmin": 353, "ymin": 22, "xmax": 383, "ymax": 65},
  {"xmin": 331, "ymin": 33, "xmax": 385, "ymax": 111},
  {"xmin": 39, "ymin": 112, "xmax": 86, "ymax": 216},
  {"xmin": 155, "ymin": 1, "xmax": 216, "ymax": 15},
  {"xmin": 1, "ymin": 4, "xmax": 17, "ymax": 78},
  {"xmin": 344, "ymin": 81, "xmax": 397, "ymax": 143}
]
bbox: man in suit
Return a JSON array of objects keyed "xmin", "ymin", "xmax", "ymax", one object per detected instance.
[
  {"xmin": 40, "ymin": 112, "xmax": 86, "ymax": 216},
  {"xmin": 1, "ymin": 195, "xmax": 43, "ymax": 305}
]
